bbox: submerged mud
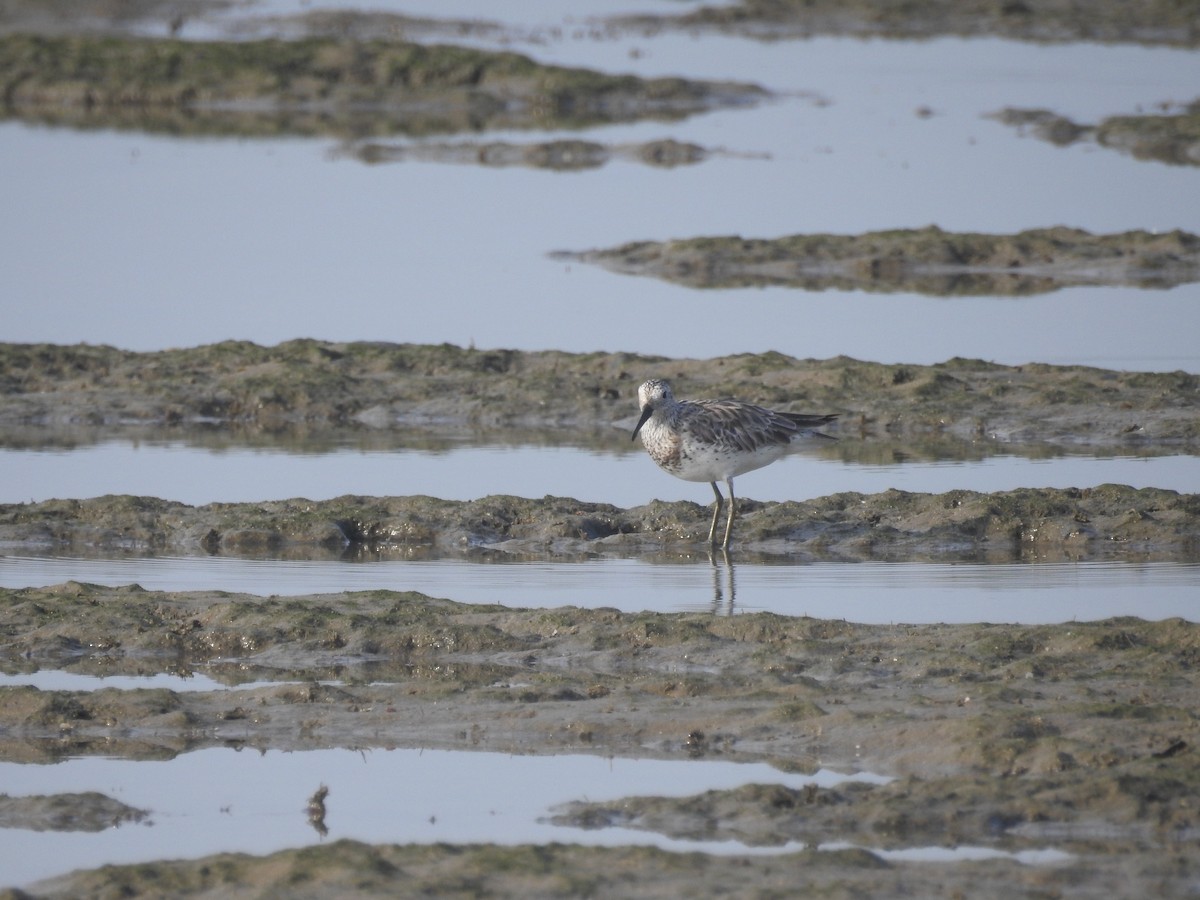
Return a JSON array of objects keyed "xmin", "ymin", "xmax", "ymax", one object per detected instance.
[
  {"xmin": 1, "ymin": 485, "xmax": 1197, "ymax": 561},
  {"xmin": 560, "ymin": 227, "xmax": 1200, "ymax": 295},
  {"xmin": 1, "ymin": 583, "xmax": 1198, "ymax": 896},
  {"xmin": 992, "ymin": 102, "xmax": 1200, "ymax": 168},
  {"xmin": 2, "ymin": 341, "xmax": 1198, "ymax": 450},
  {"xmin": 345, "ymin": 137, "xmax": 713, "ymax": 170},
  {"xmin": 0, "ymin": 33, "xmax": 765, "ymax": 137}
]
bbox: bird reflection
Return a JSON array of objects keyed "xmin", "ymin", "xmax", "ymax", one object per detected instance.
[
  {"xmin": 709, "ymin": 549, "xmax": 736, "ymax": 615},
  {"xmin": 306, "ymin": 784, "xmax": 329, "ymax": 837}
]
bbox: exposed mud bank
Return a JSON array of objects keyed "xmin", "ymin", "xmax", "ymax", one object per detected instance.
[
  {"xmin": 611, "ymin": 0, "xmax": 1200, "ymax": 47},
  {"xmin": 992, "ymin": 102, "xmax": 1200, "ymax": 168},
  {"xmin": 12, "ymin": 837, "xmax": 1198, "ymax": 899},
  {"xmin": 559, "ymin": 227, "xmax": 1200, "ymax": 295},
  {"xmin": 1, "ymin": 485, "xmax": 1196, "ymax": 561},
  {"xmin": 3, "ymin": 342, "xmax": 1198, "ymax": 450},
  {"xmin": 1, "ymin": 583, "xmax": 1197, "ymax": 896},
  {"xmin": 0, "ymin": 33, "xmax": 765, "ymax": 137},
  {"xmin": 5, "ymin": 0, "xmax": 1198, "ymax": 50},
  {"xmin": 9, "ymin": 844, "xmax": 1171, "ymax": 900}
]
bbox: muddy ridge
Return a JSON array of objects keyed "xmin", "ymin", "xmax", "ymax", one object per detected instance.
[
  {"xmin": 2, "ymin": 341, "xmax": 1198, "ymax": 449},
  {"xmin": 611, "ymin": 0, "xmax": 1200, "ymax": 48},
  {"xmin": 559, "ymin": 227, "xmax": 1200, "ymax": 295},
  {"xmin": 1, "ymin": 583, "xmax": 1197, "ymax": 895},
  {"xmin": 1, "ymin": 485, "xmax": 1197, "ymax": 561},
  {"xmin": 992, "ymin": 102, "xmax": 1200, "ymax": 167},
  {"xmin": 0, "ymin": 33, "xmax": 765, "ymax": 137}
]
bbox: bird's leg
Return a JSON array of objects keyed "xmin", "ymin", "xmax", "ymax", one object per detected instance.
[
  {"xmin": 721, "ymin": 479, "xmax": 737, "ymax": 550},
  {"xmin": 707, "ymin": 482, "xmax": 725, "ymax": 545}
]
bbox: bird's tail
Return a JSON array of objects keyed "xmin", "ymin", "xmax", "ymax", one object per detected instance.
[{"xmin": 783, "ymin": 412, "xmax": 838, "ymax": 429}]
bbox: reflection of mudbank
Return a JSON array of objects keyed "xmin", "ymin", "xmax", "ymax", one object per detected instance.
[
  {"xmin": 344, "ymin": 138, "xmax": 712, "ymax": 170},
  {"xmin": 2, "ymin": 485, "xmax": 1196, "ymax": 560},
  {"xmin": 0, "ymin": 34, "xmax": 767, "ymax": 138},
  {"xmin": 550, "ymin": 769, "xmax": 1200, "ymax": 850},
  {"xmin": 0, "ymin": 791, "xmax": 149, "ymax": 832},
  {"xmin": 991, "ymin": 103, "xmax": 1200, "ymax": 167},
  {"xmin": 561, "ymin": 226, "xmax": 1200, "ymax": 295},
  {"xmin": 610, "ymin": 0, "xmax": 1200, "ymax": 47}
]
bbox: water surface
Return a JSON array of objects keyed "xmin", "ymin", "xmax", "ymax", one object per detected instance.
[
  {"xmin": 0, "ymin": 748, "xmax": 887, "ymax": 887},
  {"xmin": 3, "ymin": 554, "xmax": 1195, "ymax": 623},
  {"xmin": 3, "ymin": 440, "xmax": 1195, "ymax": 507},
  {"xmin": 3, "ymin": 35, "xmax": 1197, "ymax": 368}
]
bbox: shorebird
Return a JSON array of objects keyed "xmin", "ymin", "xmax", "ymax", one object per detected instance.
[{"xmin": 632, "ymin": 378, "xmax": 837, "ymax": 549}]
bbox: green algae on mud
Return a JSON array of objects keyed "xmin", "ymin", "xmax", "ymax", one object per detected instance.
[
  {"xmin": 0, "ymin": 485, "xmax": 1197, "ymax": 560},
  {"xmin": 2, "ymin": 584, "xmax": 1198, "ymax": 896},
  {"xmin": 991, "ymin": 102, "xmax": 1200, "ymax": 168},
  {"xmin": 2, "ymin": 341, "xmax": 1198, "ymax": 449},
  {"xmin": 560, "ymin": 226, "xmax": 1200, "ymax": 294},
  {"xmin": 0, "ymin": 33, "xmax": 766, "ymax": 137}
]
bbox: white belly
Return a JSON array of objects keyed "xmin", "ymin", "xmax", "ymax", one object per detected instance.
[{"xmin": 670, "ymin": 439, "xmax": 790, "ymax": 483}]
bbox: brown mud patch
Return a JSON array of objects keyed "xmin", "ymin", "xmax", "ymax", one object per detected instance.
[
  {"xmin": 611, "ymin": 0, "xmax": 1200, "ymax": 48},
  {"xmin": 6, "ymin": 0, "xmax": 1198, "ymax": 50},
  {"xmin": 13, "ymin": 838, "xmax": 1194, "ymax": 899},
  {"xmin": 2, "ymin": 583, "xmax": 1198, "ymax": 896},
  {"xmin": 559, "ymin": 227, "xmax": 1200, "ymax": 295},
  {"xmin": 1, "ymin": 485, "xmax": 1197, "ymax": 560},
  {"xmin": 991, "ymin": 102, "xmax": 1200, "ymax": 168},
  {"xmin": 2, "ymin": 341, "xmax": 1198, "ymax": 449},
  {"xmin": 0, "ymin": 33, "xmax": 765, "ymax": 138}
]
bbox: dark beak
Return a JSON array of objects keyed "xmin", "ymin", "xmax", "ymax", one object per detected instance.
[{"xmin": 632, "ymin": 405, "xmax": 653, "ymax": 441}]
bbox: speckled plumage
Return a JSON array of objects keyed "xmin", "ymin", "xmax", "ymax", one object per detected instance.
[{"xmin": 632, "ymin": 378, "xmax": 836, "ymax": 549}]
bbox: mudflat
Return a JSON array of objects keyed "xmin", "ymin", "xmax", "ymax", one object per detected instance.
[{"xmin": 1, "ymin": 582, "xmax": 1197, "ymax": 897}]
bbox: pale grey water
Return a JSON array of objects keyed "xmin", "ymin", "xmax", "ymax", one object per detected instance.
[
  {"xmin": 1, "ymin": 1, "xmax": 1198, "ymax": 888},
  {"xmin": 3, "ymin": 441, "xmax": 1197, "ymax": 506},
  {"xmin": 3, "ymin": 33, "xmax": 1198, "ymax": 367},
  {"xmin": 0, "ymin": 748, "xmax": 889, "ymax": 886},
  {"xmin": 3, "ymin": 555, "xmax": 1197, "ymax": 624}
]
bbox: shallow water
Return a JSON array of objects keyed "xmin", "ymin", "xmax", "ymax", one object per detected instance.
[
  {"xmin": 0, "ymin": 747, "xmax": 888, "ymax": 887},
  {"xmin": 3, "ymin": 34, "xmax": 1198, "ymax": 368},
  {"xmin": 2, "ymin": 554, "xmax": 1196, "ymax": 623},
  {"xmin": 3, "ymin": 440, "xmax": 1196, "ymax": 507}
]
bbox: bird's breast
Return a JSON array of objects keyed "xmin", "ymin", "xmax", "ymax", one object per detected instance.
[{"xmin": 639, "ymin": 420, "xmax": 684, "ymax": 473}]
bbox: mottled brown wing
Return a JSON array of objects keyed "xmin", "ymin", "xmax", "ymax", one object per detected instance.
[{"xmin": 680, "ymin": 399, "xmax": 816, "ymax": 453}]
